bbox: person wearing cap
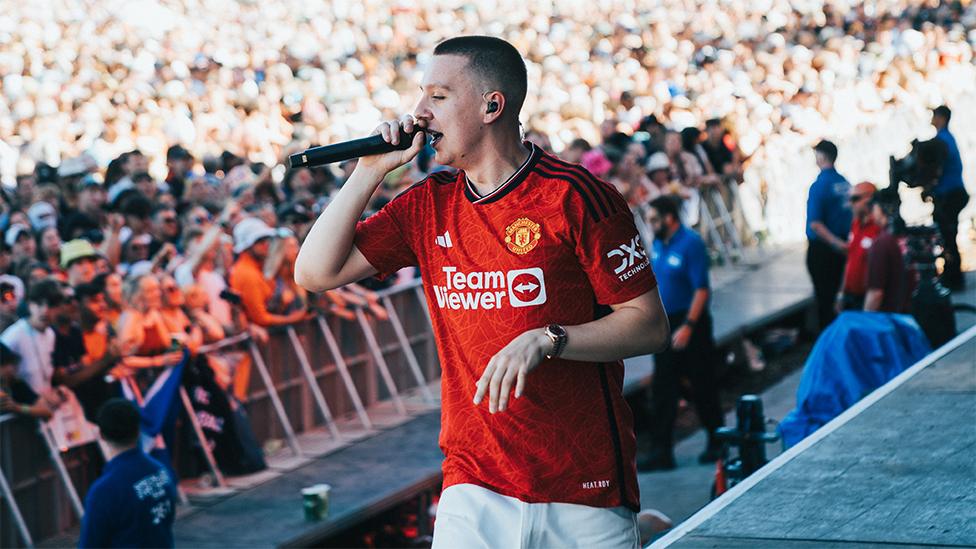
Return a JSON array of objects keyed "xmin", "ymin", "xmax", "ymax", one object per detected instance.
[
  {"xmin": 60, "ymin": 175, "xmax": 107, "ymax": 239},
  {"xmin": 930, "ymin": 105, "xmax": 969, "ymax": 290},
  {"xmin": 836, "ymin": 182, "xmax": 880, "ymax": 311},
  {"xmin": 5, "ymin": 224, "xmax": 36, "ymax": 264},
  {"xmin": 78, "ymin": 398, "xmax": 178, "ymax": 549},
  {"xmin": 864, "ymin": 192, "xmax": 914, "ymax": 313},
  {"xmin": 165, "ymin": 144, "xmax": 193, "ymax": 200},
  {"xmin": 57, "ymin": 155, "xmax": 91, "ymax": 181},
  {"xmin": 62, "ymin": 239, "xmax": 100, "ymax": 286},
  {"xmin": 229, "ymin": 217, "xmax": 307, "ymax": 327},
  {"xmin": 27, "ymin": 201, "xmax": 58, "ymax": 231},
  {"xmin": 806, "ymin": 139, "xmax": 852, "ymax": 331},
  {"xmin": 646, "ymin": 151, "xmax": 673, "ymax": 196},
  {"xmin": 277, "ymin": 201, "xmax": 314, "ymax": 240}
]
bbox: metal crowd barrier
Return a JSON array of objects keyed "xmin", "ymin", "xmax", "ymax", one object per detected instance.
[
  {"xmin": 0, "ymin": 277, "xmax": 438, "ymax": 546},
  {"xmin": 1, "ymin": 412, "xmax": 101, "ymax": 547},
  {"xmin": 631, "ymin": 178, "xmax": 752, "ymax": 266}
]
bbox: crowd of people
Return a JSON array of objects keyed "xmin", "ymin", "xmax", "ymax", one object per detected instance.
[
  {"xmin": 0, "ymin": 0, "xmax": 974, "ymax": 545},
  {"xmin": 2, "ymin": 0, "xmax": 974, "ymax": 180}
]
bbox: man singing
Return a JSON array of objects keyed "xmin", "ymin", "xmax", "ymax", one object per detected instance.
[{"xmin": 296, "ymin": 36, "xmax": 669, "ymax": 548}]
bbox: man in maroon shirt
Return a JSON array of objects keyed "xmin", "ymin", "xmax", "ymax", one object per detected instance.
[
  {"xmin": 837, "ymin": 182, "xmax": 880, "ymax": 311},
  {"xmin": 864, "ymin": 192, "xmax": 913, "ymax": 313}
]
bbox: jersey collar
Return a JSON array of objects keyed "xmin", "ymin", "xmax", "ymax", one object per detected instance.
[{"xmin": 463, "ymin": 143, "xmax": 540, "ymax": 205}]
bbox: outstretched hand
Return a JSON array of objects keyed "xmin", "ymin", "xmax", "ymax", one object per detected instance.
[{"xmin": 473, "ymin": 328, "xmax": 549, "ymax": 414}]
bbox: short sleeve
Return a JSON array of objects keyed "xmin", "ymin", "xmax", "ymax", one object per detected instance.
[
  {"xmin": 575, "ymin": 192, "xmax": 657, "ymax": 305},
  {"xmin": 686, "ymin": 236, "xmax": 710, "ymax": 291},
  {"xmin": 807, "ymin": 181, "xmax": 823, "ymax": 226},
  {"xmin": 354, "ymin": 189, "xmax": 421, "ymax": 279}
]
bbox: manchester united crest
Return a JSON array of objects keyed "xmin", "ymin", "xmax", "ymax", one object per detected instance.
[{"xmin": 504, "ymin": 217, "xmax": 542, "ymax": 255}]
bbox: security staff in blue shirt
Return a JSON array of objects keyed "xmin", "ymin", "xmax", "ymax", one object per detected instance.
[
  {"xmin": 931, "ymin": 105, "xmax": 969, "ymax": 290},
  {"xmin": 806, "ymin": 140, "xmax": 852, "ymax": 330},
  {"xmin": 639, "ymin": 196, "xmax": 724, "ymax": 471},
  {"xmin": 79, "ymin": 398, "xmax": 178, "ymax": 548}
]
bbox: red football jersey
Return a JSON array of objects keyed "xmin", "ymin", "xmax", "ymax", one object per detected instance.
[{"xmin": 354, "ymin": 144, "xmax": 656, "ymax": 511}]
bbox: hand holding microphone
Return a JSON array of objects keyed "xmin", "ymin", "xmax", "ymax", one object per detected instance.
[{"xmin": 289, "ymin": 116, "xmax": 427, "ymax": 176}]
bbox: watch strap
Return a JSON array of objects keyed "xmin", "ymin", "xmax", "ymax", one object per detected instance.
[{"xmin": 545, "ymin": 324, "xmax": 567, "ymax": 359}]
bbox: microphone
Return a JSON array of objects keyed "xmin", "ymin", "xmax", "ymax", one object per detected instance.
[{"xmin": 288, "ymin": 128, "xmax": 425, "ymax": 168}]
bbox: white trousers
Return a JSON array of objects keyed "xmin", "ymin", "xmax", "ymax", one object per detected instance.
[{"xmin": 431, "ymin": 484, "xmax": 640, "ymax": 549}]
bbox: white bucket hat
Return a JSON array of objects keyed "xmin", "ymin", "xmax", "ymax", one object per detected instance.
[{"xmin": 232, "ymin": 217, "xmax": 277, "ymax": 254}]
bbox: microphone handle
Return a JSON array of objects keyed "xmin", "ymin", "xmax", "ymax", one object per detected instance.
[{"xmin": 289, "ymin": 128, "xmax": 422, "ymax": 168}]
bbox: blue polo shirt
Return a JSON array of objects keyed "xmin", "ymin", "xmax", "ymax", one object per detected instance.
[
  {"xmin": 651, "ymin": 226, "xmax": 710, "ymax": 315},
  {"xmin": 806, "ymin": 167, "xmax": 852, "ymax": 242},
  {"xmin": 934, "ymin": 127, "xmax": 965, "ymax": 196},
  {"xmin": 78, "ymin": 447, "xmax": 177, "ymax": 548}
]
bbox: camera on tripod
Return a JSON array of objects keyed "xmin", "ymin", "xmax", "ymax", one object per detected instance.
[
  {"xmin": 888, "ymin": 138, "xmax": 947, "ymax": 194},
  {"xmin": 884, "ymin": 138, "xmax": 956, "ymax": 347}
]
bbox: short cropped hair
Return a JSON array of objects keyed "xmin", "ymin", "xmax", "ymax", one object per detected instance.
[
  {"xmin": 649, "ymin": 195, "xmax": 682, "ymax": 223},
  {"xmin": 869, "ymin": 188, "xmax": 900, "ymax": 216},
  {"xmin": 933, "ymin": 105, "xmax": 951, "ymax": 123},
  {"xmin": 97, "ymin": 398, "xmax": 141, "ymax": 445},
  {"xmin": 28, "ymin": 278, "xmax": 63, "ymax": 306},
  {"xmin": 434, "ymin": 36, "xmax": 527, "ymax": 117}
]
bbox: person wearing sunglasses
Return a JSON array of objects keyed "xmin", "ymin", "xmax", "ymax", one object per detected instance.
[
  {"xmin": 150, "ymin": 205, "xmax": 181, "ymax": 257},
  {"xmin": 836, "ymin": 182, "xmax": 880, "ymax": 312}
]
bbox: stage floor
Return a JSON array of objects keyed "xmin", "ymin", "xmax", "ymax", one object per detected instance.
[{"xmin": 657, "ymin": 329, "xmax": 976, "ymax": 548}]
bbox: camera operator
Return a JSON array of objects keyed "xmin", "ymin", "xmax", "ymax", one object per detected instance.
[{"xmin": 930, "ymin": 106, "xmax": 969, "ymax": 290}]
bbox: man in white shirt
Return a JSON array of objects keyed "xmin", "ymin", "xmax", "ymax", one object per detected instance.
[{"xmin": 0, "ymin": 279, "xmax": 63, "ymax": 396}]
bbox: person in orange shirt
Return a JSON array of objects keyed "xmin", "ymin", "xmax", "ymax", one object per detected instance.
[{"xmin": 228, "ymin": 218, "xmax": 307, "ymax": 327}]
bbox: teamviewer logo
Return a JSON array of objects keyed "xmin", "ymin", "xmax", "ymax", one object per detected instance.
[{"xmin": 506, "ymin": 268, "xmax": 547, "ymax": 307}]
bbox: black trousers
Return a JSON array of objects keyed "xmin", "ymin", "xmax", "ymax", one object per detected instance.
[
  {"xmin": 807, "ymin": 239, "xmax": 847, "ymax": 331},
  {"xmin": 648, "ymin": 310, "xmax": 723, "ymax": 455},
  {"xmin": 933, "ymin": 188, "xmax": 970, "ymax": 286}
]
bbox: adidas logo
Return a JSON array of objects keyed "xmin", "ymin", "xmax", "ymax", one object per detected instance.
[{"xmin": 436, "ymin": 231, "xmax": 453, "ymax": 248}]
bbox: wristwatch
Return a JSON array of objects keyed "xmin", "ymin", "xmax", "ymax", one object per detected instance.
[{"xmin": 544, "ymin": 324, "xmax": 568, "ymax": 360}]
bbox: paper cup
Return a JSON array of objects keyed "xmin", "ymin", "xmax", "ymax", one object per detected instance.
[{"xmin": 302, "ymin": 487, "xmax": 325, "ymax": 521}]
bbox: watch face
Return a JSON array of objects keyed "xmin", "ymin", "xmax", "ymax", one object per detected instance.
[{"xmin": 547, "ymin": 324, "xmax": 566, "ymax": 337}]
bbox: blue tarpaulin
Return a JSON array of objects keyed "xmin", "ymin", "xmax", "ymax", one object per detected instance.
[{"xmin": 778, "ymin": 312, "xmax": 931, "ymax": 448}]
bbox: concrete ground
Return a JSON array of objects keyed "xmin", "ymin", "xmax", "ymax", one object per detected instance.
[
  {"xmin": 663, "ymin": 331, "xmax": 975, "ymax": 548},
  {"xmin": 641, "ymin": 269, "xmax": 976, "ymax": 533}
]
